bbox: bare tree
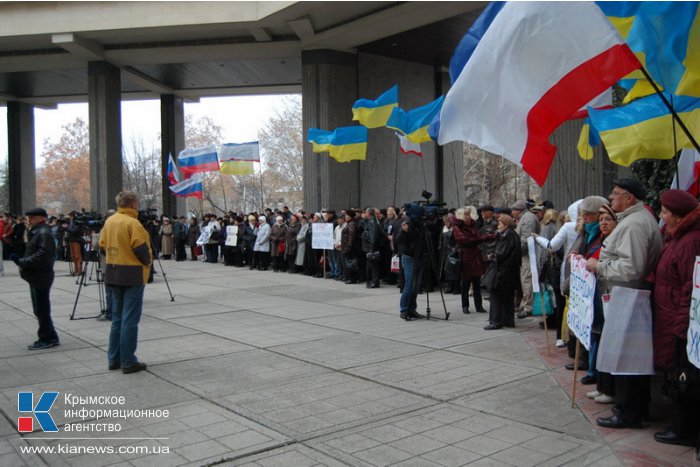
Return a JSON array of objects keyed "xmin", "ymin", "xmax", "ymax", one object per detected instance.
[
  {"xmin": 122, "ymin": 135, "xmax": 162, "ymax": 210},
  {"xmin": 0, "ymin": 160, "xmax": 8, "ymax": 213}
]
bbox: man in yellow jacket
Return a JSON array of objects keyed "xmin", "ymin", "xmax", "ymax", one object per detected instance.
[{"xmin": 99, "ymin": 191, "xmax": 152, "ymax": 374}]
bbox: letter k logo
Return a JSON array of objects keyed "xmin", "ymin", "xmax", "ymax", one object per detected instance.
[{"xmin": 18, "ymin": 392, "xmax": 59, "ymax": 432}]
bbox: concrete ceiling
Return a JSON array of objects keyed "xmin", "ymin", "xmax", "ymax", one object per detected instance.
[{"xmin": 0, "ymin": 1, "xmax": 486, "ymax": 106}]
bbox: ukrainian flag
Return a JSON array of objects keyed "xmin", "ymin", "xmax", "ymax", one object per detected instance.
[
  {"xmin": 308, "ymin": 126, "xmax": 368, "ymax": 163},
  {"xmin": 352, "ymin": 85, "xmax": 398, "ymax": 129},
  {"xmin": 598, "ymin": 1, "xmax": 700, "ymax": 101},
  {"xmin": 576, "ymin": 118, "xmax": 601, "ymax": 161},
  {"xmin": 588, "ymin": 93, "xmax": 700, "ymax": 166},
  {"xmin": 386, "ymin": 96, "xmax": 444, "ymax": 144}
]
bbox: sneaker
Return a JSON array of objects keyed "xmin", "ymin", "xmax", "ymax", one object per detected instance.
[
  {"xmin": 594, "ymin": 394, "xmax": 615, "ymax": 404},
  {"xmin": 586, "ymin": 390, "xmax": 602, "ymax": 399},
  {"xmin": 555, "ymin": 339, "xmax": 566, "ymax": 348},
  {"xmin": 122, "ymin": 362, "xmax": 147, "ymax": 374},
  {"xmin": 27, "ymin": 339, "xmax": 59, "ymax": 351}
]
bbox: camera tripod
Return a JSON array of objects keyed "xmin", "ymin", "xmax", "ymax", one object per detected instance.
[
  {"xmin": 70, "ymin": 249, "xmax": 106, "ymax": 320},
  {"xmin": 149, "ymin": 236, "xmax": 175, "ymax": 302},
  {"xmin": 419, "ymin": 223, "xmax": 450, "ymax": 320}
]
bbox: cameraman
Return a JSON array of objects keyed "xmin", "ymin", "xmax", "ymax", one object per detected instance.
[
  {"xmin": 66, "ymin": 211, "xmax": 83, "ymax": 276},
  {"xmin": 397, "ymin": 216, "xmax": 426, "ymax": 321},
  {"xmin": 99, "ymin": 191, "xmax": 152, "ymax": 374}
]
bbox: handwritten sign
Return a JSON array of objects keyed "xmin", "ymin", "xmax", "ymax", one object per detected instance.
[
  {"xmin": 311, "ymin": 223, "xmax": 334, "ymax": 250},
  {"xmin": 688, "ymin": 256, "xmax": 700, "ymax": 369},
  {"xmin": 566, "ymin": 255, "xmax": 597, "ymax": 350},
  {"xmin": 195, "ymin": 225, "xmax": 211, "ymax": 246},
  {"xmin": 225, "ymin": 226, "xmax": 238, "ymax": 247}
]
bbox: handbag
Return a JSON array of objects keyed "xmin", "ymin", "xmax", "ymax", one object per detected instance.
[
  {"xmin": 663, "ymin": 337, "xmax": 700, "ymax": 401},
  {"xmin": 482, "ymin": 260, "xmax": 498, "ymax": 291},
  {"xmin": 533, "ymin": 286, "xmax": 554, "ymax": 316},
  {"xmin": 444, "ymin": 254, "xmax": 461, "ymax": 281},
  {"xmin": 390, "ymin": 255, "xmax": 400, "ymax": 273}
]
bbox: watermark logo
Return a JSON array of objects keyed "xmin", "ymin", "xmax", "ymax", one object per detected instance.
[{"xmin": 17, "ymin": 392, "xmax": 59, "ymax": 433}]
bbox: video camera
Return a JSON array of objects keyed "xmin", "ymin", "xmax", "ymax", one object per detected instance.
[
  {"xmin": 138, "ymin": 208, "xmax": 158, "ymax": 226},
  {"xmin": 404, "ymin": 190, "xmax": 448, "ymax": 222},
  {"xmin": 73, "ymin": 211, "xmax": 104, "ymax": 232}
]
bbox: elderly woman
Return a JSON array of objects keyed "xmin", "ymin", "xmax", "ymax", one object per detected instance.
[
  {"xmin": 651, "ymin": 190, "xmax": 700, "ymax": 447},
  {"xmin": 439, "ymin": 213, "xmax": 459, "ymax": 294},
  {"xmin": 453, "ymin": 206, "xmax": 496, "ymax": 314},
  {"xmin": 270, "ymin": 216, "xmax": 287, "ymax": 272},
  {"xmin": 253, "ymin": 215, "xmax": 271, "ymax": 271},
  {"xmin": 285, "ymin": 214, "xmax": 301, "ymax": 273},
  {"xmin": 295, "ymin": 216, "xmax": 310, "ymax": 274},
  {"xmin": 485, "ymin": 214, "xmax": 521, "ymax": 330},
  {"xmin": 159, "ymin": 217, "xmax": 174, "ymax": 259}
]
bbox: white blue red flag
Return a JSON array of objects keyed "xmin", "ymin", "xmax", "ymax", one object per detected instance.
[
  {"xmin": 166, "ymin": 152, "xmax": 181, "ymax": 186},
  {"xmin": 438, "ymin": 2, "xmax": 640, "ymax": 186},
  {"xmin": 169, "ymin": 173, "xmax": 203, "ymax": 199},
  {"xmin": 396, "ymin": 133, "xmax": 422, "ymax": 157},
  {"xmin": 178, "ymin": 145, "xmax": 220, "ymax": 177}
]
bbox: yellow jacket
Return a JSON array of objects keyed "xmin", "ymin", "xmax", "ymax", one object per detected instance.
[{"xmin": 99, "ymin": 207, "xmax": 152, "ymax": 286}]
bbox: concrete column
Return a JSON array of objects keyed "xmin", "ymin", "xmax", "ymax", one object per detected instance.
[
  {"xmin": 160, "ymin": 94, "xmax": 185, "ymax": 217},
  {"xmin": 7, "ymin": 102, "xmax": 36, "ymax": 214},
  {"xmin": 88, "ymin": 61, "xmax": 122, "ymax": 212},
  {"xmin": 302, "ymin": 50, "xmax": 359, "ymax": 212}
]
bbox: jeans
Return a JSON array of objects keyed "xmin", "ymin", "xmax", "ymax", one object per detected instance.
[
  {"xmin": 328, "ymin": 250, "xmax": 338, "ymax": 278},
  {"xmin": 460, "ymin": 277, "xmax": 482, "ymax": 310},
  {"xmin": 30, "ymin": 286, "xmax": 58, "ymax": 342},
  {"xmin": 400, "ymin": 255, "xmax": 424, "ymax": 314},
  {"xmin": 108, "ymin": 285, "xmax": 145, "ymax": 368}
]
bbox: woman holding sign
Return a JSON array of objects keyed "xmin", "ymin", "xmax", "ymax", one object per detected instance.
[{"xmin": 652, "ymin": 189, "xmax": 700, "ymax": 448}]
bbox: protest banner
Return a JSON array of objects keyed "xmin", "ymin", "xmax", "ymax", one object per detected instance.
[
  {"xmin": 688, "ymin": 256, "xmax": 700, "ymax": 369},
  {"xmin": 311, "ymin": 223, "xmax": 334, "ymax": 250},
  {"xmin": 195, "ymin": 226, "xmax": 211, "ymax": 246},
  {"xmin": 527, "ymin": 237, "xmax": 540, "ymax": 294},
  {"xmin": 566, "ymin": 255, "xmax": 597, "ymax": 351},
  {"xmin": 225, "ymin": 226, "xmax": 238, "ymax": 247}
]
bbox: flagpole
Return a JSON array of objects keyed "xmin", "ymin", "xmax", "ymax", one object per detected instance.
[
  {"xmin": 670, "ymin": 95, "xmax": 680, "ymax": 189},
  {"xmin": 640, "ymin": 67, "xmax": 700, "ymax": 155},
  {"xmin": 393, "ymin": 135, "xmax": 399, "ymax": 206}
]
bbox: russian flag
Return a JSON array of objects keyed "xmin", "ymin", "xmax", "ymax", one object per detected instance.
[
  {"xmin": 167, "ymin": 152, "xmax": 181, "ymax": 186},
  {"xmin": 169, "ymin": 173, "xmax": 203, "ymax": 199},
  {"xmin": 178, "ymin": 144, "xmax": 220, "ymax": 177},
  {"xmin": 438, "ymin": 2, "xmax": 641, "ymax": 186}
]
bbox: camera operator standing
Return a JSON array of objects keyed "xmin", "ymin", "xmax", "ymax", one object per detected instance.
[
  {"xmin": 11, "ymin": 208, "xmax": 59, "ymax": 350},
  {"xmin": 99, "ymin": 191, "xmax": 152, "ymax": 374},
  {"xmin": 397, "ymin": 216, "xmax": 426, "ymax": 321}
]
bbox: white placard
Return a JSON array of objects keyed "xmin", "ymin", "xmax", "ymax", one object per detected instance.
[
  {"xmin": 688, "ymin": 256, "xmax": 700, "ymax": 369},
  {"xmin": 527, "ymin": 236, "xmax": 540, "ymax": 294},
  {"xmin": 566, "ymin": 255, "xmax": 597, "ymax": 350},
  {"xmin": 225, "ymin": 226, "xmax": 238, "ymax": 247},
  {"xmin": 195, "ymin": 225, "xmax": 211, "ymax": 245},
  {"xmin": 311, "ymin": 223, "xmax": 334, "ymax": 250}
]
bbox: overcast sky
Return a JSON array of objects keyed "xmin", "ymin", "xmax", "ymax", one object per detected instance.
[{"xmin": 0, "ymin": 94, "xmax": 297, "ymax": 167}]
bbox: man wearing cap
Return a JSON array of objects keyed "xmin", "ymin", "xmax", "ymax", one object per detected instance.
[
  {"xmin": 511, "ymin": 200, "xmax": 540, "ymax": 318},
  {"xmin": 12, "ymin": 208, "xmax": 59, "ymax": 350},
  {"xmin": 587, "ymin": 178, "xmax": 663, "ymax": 429}
]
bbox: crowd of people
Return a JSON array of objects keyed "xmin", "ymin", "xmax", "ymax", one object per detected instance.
[{"xmin": 3, "ymin": 178, "xmax": 700, "ymax": 449}]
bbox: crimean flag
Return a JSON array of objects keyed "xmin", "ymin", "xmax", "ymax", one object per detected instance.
[
  {"xmin": 219, "ymin": 141, "xmax": 259, "ymax": 175},
  {"xmin": 178, "ymin": 144, "xmax": 220, "ymax": 177},
  {"xmin": 386, "ymin": 96, "xmax": 444, "ymax": 144},
  {"xmin": 352, "ymin": 85, "xmax": 398, "ymax": 129},
  {"xmin": 396, "ymin": 132, "xmax": 422, "ymax": 157},
  {"xmin": 671, "ymin": 149, "xmax": 700, "ymax": 196},
  {"xmin": 598, "ymin": 2, "xmax": 700, "ymax": 102},
  {"xmin": 167, "ymin": 152, "xmax": 181, "ymax": 185},
  {"xmin": 308, "ymin": 126, "xmax": 368, "ymax": 163},
  {"xmin": 169, "ymin": 173, "xmax": 203, "ymax": 199},
  {"xmin": 437, "ymin": 2, "xmax": 640, "ymax": 186},
  {"xmin": 587, "ymin": 93, "xmax": 700, "ymax": 167}
]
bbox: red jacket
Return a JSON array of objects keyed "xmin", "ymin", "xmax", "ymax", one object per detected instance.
[
  {"xmin": 453, "ymin": 218, "xmax": 496, "ymax": 280},
  {"xmin": 653, "ymin": 205, "xmax": 700, "ymax": 369}
]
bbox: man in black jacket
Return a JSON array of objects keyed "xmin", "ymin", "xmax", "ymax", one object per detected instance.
[{"xmin": 12, "ymin": 208, "xmax": 59, "ymax": 350}]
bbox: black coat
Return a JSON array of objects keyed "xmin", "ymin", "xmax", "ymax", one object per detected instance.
[
  {"xmin": 18, "ymin": 223, "xmax": 55, "ymax": 289},
  {"xmin": 494, "ymin": 228, "xmax": 521, "ymax": 291}
]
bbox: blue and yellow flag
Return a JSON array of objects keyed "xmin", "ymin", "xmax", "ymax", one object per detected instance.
[
  {"xmin": 386, "ymin": 96, "xmax": 444, "ymax": 144},
  {"xmin": 308, "ymin": 126, "xmax": 368, "ymax": 163},
  {"xmin": 588, "ymin": 93, "xmax": 700, "ymax": 166},
  {"xmin": 576, "ymin": 118, "xmax": 602, "ymax": 161},
  {"xmin": 598, "ymin": 2, "xmax": 700, "ymax": 101},
  {"xmin": 352, "ymin": 85, "xmax": 398, "ymax": 129}
]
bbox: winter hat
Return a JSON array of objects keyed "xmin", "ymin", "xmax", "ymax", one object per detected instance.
[
  {"xmin": 598, "ymin": 203, "xmax": 617, "ymax": 221},
  {"xmin": 579, "ymin": 196, "xmax": 609, "ymax": 214},
  {"xmin": 25, "ymin": 207, "xmax": 48, "ymax": 217},
  {"xmin": 258, "ymin": 215, "xmax": 266, "ymax": 222},
  {"xmin": 510, "ymin": 200, "xmax": 527, "ymax": 212},
  {"xmin": 661, "ymin": 189, "xmax": 700, "ymax": 217},
  {"xmin": 613, "ymin": 178, "xmax": 647, "ymax": 200}
]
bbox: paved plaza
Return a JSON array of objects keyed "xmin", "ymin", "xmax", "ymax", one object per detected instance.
[{"xmin": 0, "ymin": 259, "xmax": 695, "ymax": 466}]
